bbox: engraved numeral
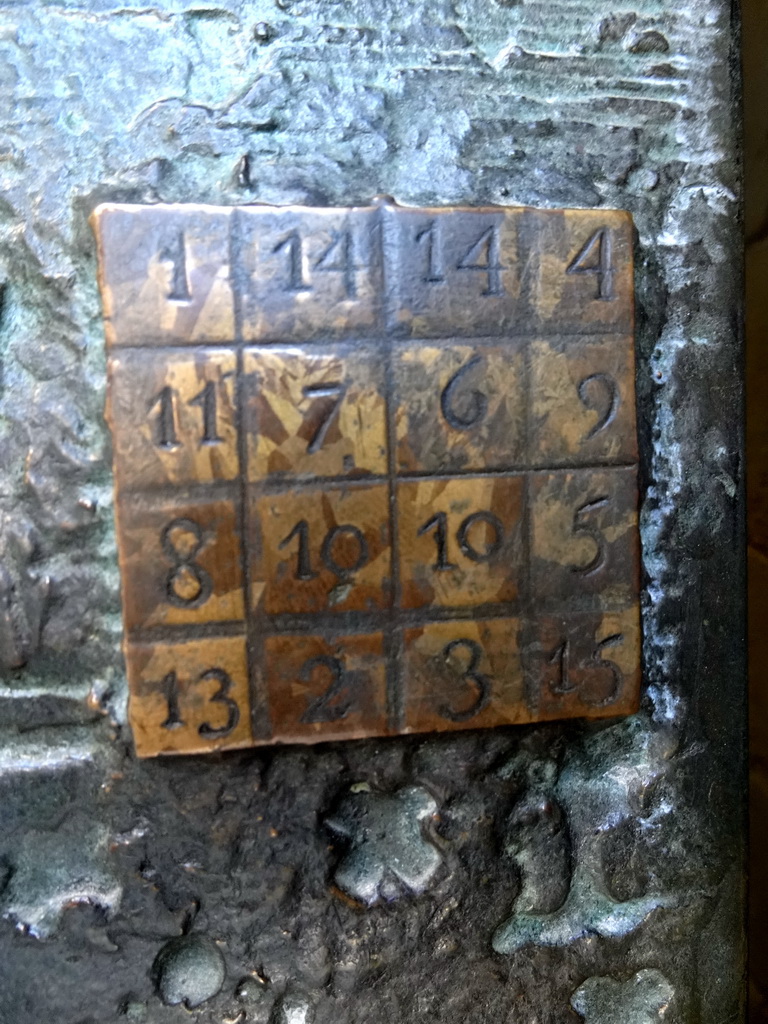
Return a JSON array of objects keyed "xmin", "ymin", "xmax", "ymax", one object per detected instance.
[
  {"xmin": 159, "ymin": 231, "xmax": 192, "ymax": 302},
  {"xmin": 149, "ymin": 380, "xmax": 225, "ymax": 449},
  {"xmin": 160, "ymin": 670, "xmax": 184, "ymax": 729},
  {"xmin": 570, "ymin": 498, "xmax": 609, "ymax": 576},
  {"xmin": 588, "ymin": 634, "xmax": 624, "ymax": 706},
  {"xmin": 149, "ymin": 385, "xmax": 179, "ymax": 449},
  {"xmin": 419, "ymin": 510, "xmax": 504, "ymax": 570},
  {"xmin": 197, "ymin": 668, "xmax": 240, "ymax": 737},
  {"xmin": 457, "ymin": 225, "xmax": 504, "ymax": 296},
  {"xmin": 273, "ymin": 230, "xmax": 311, "ymax": 292},
  {"xmin": 302, "ymin": 381, "xmax": 347, "ymax": 453},
  {"xmin": 566, "ymin": 228, "xmax": 614, "ymax": 300},
  {"xmin": 457, "ymin": 511, "xmax": 504, "ymax": 562},
  {"xmin": 440, "ymin": 357, "xmax": 488, "ymax": 430},
  {"xmin": 158, "ymin": 667, "xmax": 239, "ymax": 736},
  {"xmin": 189, "ymin": 380, "xmax": 223, "ymax": 445},
  {"xmin": 415, "ymin": 220, "xmax": 445, "ymax": 283},
  {"xmin": 321, "ymin": 525, "xmax": 369, "ymax": 578},
  {"xmin": 418, "ymin": 512, "xmax": 457, "ymax": 571},
  {"xmin": 578, "ymin": 373, "xmax": 619, "ymax": 439},
  {"xmin": 549, "ymin": 640, "xmax": 574, "ymax": 694},
  {"xmin": 278, "ymin": 520, "xmax": 317, "ymax": 581},
  {"xmin": 161, "ymin": 517, "xmax": 213, "ymax": 607},
  {"xmin": 549, "ymin": 634, "xmax": 624, "ymax": 707},
  {"xmin": 299, "ymin": 655, "xmax": 352, "ymax": 723},
  {"xmin": 279, "ymin": 521, "xmax": 370, "ymax": 580},
  {"xmin": 315, "ymin": 229, "xmax": 357, "ymax": 298},
  {"xmin": 440, "ymin": 638, "xmax": 492, "ymax": 722}
]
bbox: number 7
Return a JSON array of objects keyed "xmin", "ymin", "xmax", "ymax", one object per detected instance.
[{"xmin": 302, "ymin": 382, "xmax": 347, "ymax": 453}]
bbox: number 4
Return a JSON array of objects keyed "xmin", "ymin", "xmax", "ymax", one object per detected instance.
[{"xmin": 566, "ymin": 228, "xmax": 614, "ymax": 301}]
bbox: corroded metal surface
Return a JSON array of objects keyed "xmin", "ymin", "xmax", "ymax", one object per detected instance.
[
  {"xmin": 94, "ymin": 202, "xmax": 640, "ymax": 756},
  {"xmin": 0, "ymin": 0, "xmax": 744, "ymax": 1021}
]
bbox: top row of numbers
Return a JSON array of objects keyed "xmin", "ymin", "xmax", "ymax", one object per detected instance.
[{"xmin": 92, "ymin": 201, "xmax": 634, "ymax": 347}]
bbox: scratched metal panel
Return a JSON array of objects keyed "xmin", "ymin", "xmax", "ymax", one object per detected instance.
[{"xmin": 0, "ymin": 0, "xmax": 744, "ymax": 1022}]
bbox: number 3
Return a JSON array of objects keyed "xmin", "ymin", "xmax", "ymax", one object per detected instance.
[{"xmin": 439, "ymin": 638, "xmax": 492, "ymax": 722}]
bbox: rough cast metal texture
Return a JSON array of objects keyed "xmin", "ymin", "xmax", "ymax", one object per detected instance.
[
  {"xmin": 94, "ymin": 201, "xmax": 641, "ymax": 757},
  {"xmin": 0, "ymin": 0, "xmax": 744, "ymax": 1022}
]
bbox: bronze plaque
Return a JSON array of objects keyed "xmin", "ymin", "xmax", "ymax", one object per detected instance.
[{"xmin": 92, "ymin": 200, "xmax": 640, "ymax": 757}]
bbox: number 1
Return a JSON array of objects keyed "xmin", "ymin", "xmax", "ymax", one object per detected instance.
[
  {"xmin": 415, "ymin": 220, "xmax": 445, "ymax": 283},
  {"xmin": 279, "ymin": 520, "xmax": 317, "ymax": 581},
  {"xmin": 150, "ymin": 386, "xmax": 178, "ymax": 449},
  {"xmin": 159, "ymin": 231, "xmax": 192, "ymax": 302},
  {"xmin": 274, "ymin": 230, "xmax": 311, "ymax": 292},
  {"xmin": 189, "ymin": 380, "xmax": 223, "ymax": 445},
  {"xmin": 160, "ymin": 671, "xmax": 184, "ymax": 729}
]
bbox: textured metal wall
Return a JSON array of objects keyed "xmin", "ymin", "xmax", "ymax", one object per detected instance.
[{"xmin": 0, "ymin": 1, "xmax": 745, "ymax": 1021}]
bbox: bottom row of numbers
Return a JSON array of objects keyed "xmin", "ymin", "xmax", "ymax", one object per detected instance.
[{"xmin": 128, "ymin": 608, "xmax": 640, "ymax": 757}]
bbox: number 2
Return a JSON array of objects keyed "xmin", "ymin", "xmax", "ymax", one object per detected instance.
[{"xmin": 299, "ymin": 655, "xmax": 352, "ymax": 723}]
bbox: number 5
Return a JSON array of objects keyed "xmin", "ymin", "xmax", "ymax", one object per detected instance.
[
  {"xmin": 570, "ymin": 497, "xmax": 609, "ymax": 576},
  {"xmin": 587, "ymin": 634, "xmax": 624, "ymax": 707}
]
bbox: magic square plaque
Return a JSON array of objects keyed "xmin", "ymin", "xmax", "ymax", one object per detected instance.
[{"xmin": 92, "ymin": 200, "xmax": 641, "ymax": 758}]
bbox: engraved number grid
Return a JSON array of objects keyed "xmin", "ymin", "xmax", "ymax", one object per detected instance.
[{"xmin": 94, "ymin": 202, "xmax": 640, "ymax": 757}]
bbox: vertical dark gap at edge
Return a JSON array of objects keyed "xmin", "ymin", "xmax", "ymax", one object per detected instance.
[{"xmin": 381, "ymin": 201, "xmax": 405, "ymax": 733}]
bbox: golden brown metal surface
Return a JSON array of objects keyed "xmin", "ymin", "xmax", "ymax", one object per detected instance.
[{"xmin": 92, "ymin": 200, "xmax": 640, "ymax": 757}]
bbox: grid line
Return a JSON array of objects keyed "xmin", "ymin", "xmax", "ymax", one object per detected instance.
[
  {"xmin": 380, "ymin": 204, "xmax": 404, "ymax": 731},
  {"xmin": 229, "ymin": 208, "xmax": 272, "ymax": 741}
]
